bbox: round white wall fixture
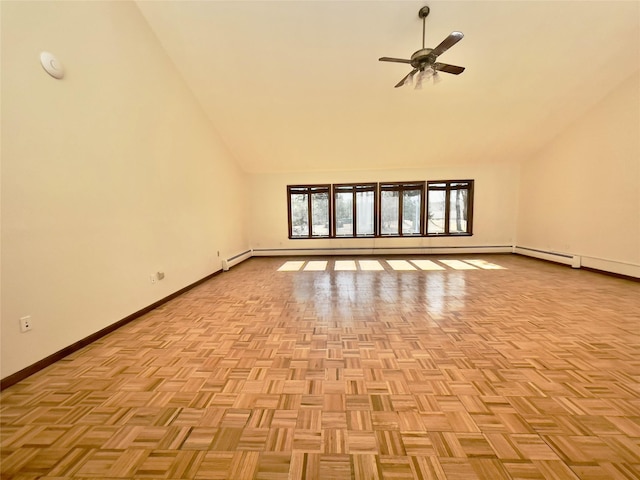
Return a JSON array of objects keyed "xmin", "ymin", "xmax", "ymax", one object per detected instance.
[{"xmin": 40, "ymin": 51, "xmax": 64, "ymax": 79}]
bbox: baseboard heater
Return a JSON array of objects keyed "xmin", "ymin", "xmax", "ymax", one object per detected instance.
[
  {"xmin": 222, "ymin": 249, "xmax": 253, "ymax": 271},
  {"xmin": 513, "ymin": 246, "xmax": 581, "ymax": 268}
]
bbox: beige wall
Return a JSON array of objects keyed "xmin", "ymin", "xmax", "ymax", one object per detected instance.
[
  {"xmin": 247, "ymin": 164, "xmax": 520, "ymax": 254},
  {"xmin": 1, "ymin": 1, "xmax": 248, "ymax": 378},
  {"xmin": 517, "ymin": 72, "xmax": 640, "ymax": 277}
]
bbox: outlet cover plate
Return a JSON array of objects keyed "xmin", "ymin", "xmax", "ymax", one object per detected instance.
[{"xmin": 20, "ymin": 316, "xmax": 32, "ymax": 332}]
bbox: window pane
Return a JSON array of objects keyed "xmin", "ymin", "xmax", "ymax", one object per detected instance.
[
  {"xmin": 427, "ymin": 190, "xmax": 445, "ymax": 234},
  {"xmin": 291, "ymin": 193, "xmax": 309, "ymax": 237},
  {"xmin": 356, "ymin": 190, "xmax": 375, "ymax": 236},
  {"xmin": 449, "ymin": 188, "xmax": 468, "ymax": 233},
  {"xmin": 381, "ymin": 190, "xmax": 399, "ymax": 235},
  {"xmin": 402, "ymin": 189, "xmax": 421, "ymax": 235},
  {"xmin": 311, "ymin": 192, "xmax": 329, "ymax": 237},
  {"xmin": 335, "ymin": 191, "xmax": 353, "ymax": 236}
]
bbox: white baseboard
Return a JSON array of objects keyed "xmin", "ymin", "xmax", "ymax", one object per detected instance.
[
  {"xmin": 580, "ymin": 255, "xmax": 640, "ymax": 279},
  {"xmin": 514, "ymin": 246, "xmax": 639, "ymax": 279}
]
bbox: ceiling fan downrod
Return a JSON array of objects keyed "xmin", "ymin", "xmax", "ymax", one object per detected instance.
[{"xmin": 419, "ymin": 6, "xmax": 430, "ymax": 49}]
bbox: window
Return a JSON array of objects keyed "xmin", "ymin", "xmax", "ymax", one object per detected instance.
[
  {"xmin": 287, "ymin": 185, "xmax": 331, "ymax": 238},
  {"xmin": 379, "ymin": 182, "xmax": 425, "ymax": 236},
  {"xmin": 426, "ymin": 180, "xmax": 474, "ymax": 235},
  {"xmin": 333, "ymin": 183, "xmax": 376, "ymax": 237},
  {"xmin": 287, "ymin": 179, "xmax": 473, "ymax": 238}
]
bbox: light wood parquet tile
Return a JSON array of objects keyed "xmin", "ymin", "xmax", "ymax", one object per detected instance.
[{"xmin": 2, "ymin": 254, "xmax": 640, "ymax": 479}]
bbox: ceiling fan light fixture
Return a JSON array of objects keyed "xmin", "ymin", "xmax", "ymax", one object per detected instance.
[
  {"xmin": 415, "ymin": 67, "xmax": 438, "ymax": 89},
  {"xmin": 405, "ymin": 73, "xmax": 414, "ymax": 87},
  {"xmin": 414, "ymin": 76, "xmax": 423, "ymax": 90}
]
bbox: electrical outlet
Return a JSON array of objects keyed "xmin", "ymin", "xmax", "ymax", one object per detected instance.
[
  {"xmin": 20, "ymin": 316, "xmax": 32, "ymax": 333},
  {"xmin": 217, "ymin": 251, "xmax": 220, "ymax": 257},
  {"xmin": 150, "ymin": 274, "xmax": 157, "ymax": 284}
]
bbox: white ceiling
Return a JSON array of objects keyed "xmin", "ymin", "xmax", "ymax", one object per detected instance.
[{"xmin": 136, "ymin": 1, "xmax": 640, "ymax": 174}]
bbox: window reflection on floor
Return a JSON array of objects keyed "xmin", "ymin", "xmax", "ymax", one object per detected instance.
[{"xmin": 278, "ymin": 258, "xmax": 507, "ymax": 272}]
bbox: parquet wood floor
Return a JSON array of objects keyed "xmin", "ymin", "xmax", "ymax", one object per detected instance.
[{"xmin": 2, "ymin": 255, "xmax": 639, "ymax": 479}]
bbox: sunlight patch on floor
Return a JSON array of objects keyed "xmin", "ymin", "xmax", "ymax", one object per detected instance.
[
  {"xmin": 439, "ymin": 259, "xmax": 478, "ymax": 270},
  {"xmin": 411, "ymin": 260, "xmax": 445, "ymax": 271},
  {"xmin": 277, "ymin": 261, "xmax": 305, "ymax": 271},
  {"xmin": 387, "ymin": 260, "xmax": 417, "ymax": 271},
  {"xmin": 278, "ymin": 258, "xmax": 506, "ymax": 272},
  {"xmin": 335, "ymin": 260, "xmax": 357, "ymax": 271},
  {"xmin": 358, "ymin": 260, "xmax": 384, "ymax": 271},
  {"xmin": 304, "ymin": 261, "xmax": 327, "ymax": 271},
  {"xmin": 464, "ymin": 259, "xmax": 506, "ymax": 269}
]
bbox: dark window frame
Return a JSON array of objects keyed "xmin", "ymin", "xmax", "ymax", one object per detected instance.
[
  {"xmin": 287, "ymin": 184, "xmax": 332, "ymax": 239},
  {"xmin": 426, "ymin": 179, "xmax": 474, "ymax": 236},
  {"xmin": 332, "ymin": 183, "xmax": 378, "ymax": 238},
  {"xmin": 287, "ymin": 179, "xmax": 473, "ymax": 239},
  {"xmin": 378, "ymin": 181, "xmax": 426, "ymax": 237}
]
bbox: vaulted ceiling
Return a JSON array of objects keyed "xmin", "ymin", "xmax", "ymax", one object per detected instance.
[{"xmin": 136, "ymin": 1, "xmax": 639, "ymax": 174}]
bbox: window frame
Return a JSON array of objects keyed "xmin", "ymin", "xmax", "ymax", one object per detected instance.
[
  {"xmin": 332, "ymin": 183, "xmax": 378, "ymax": 238},
  {"xmin": 287, "ymin": 179, "xmax": 473, "ymax": 239},
  {"xmin": 287, "ymin": 184, "xmax": 332, "ymax": 239},
  {"xmin": 425, "ymin": 179, "xmax": 474, "ymax": 236},
  {"xmin": 378, "ymin": 181, "xmax": 425, "ymax": 237}
]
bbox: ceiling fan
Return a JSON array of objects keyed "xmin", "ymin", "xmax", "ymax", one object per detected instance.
[{"xmin": 379, "ymin": 6, "xmax": 465, "ymax": 88}]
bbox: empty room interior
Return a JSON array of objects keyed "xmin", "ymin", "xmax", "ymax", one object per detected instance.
[{"xmin": 1, "ymin": 1, "xmax": 639, "ymax": 479}]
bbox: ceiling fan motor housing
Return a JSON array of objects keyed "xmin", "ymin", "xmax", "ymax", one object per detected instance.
[{"xmin": 410, "ymin": 48, "xmax": 435, "ymax": 68}]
